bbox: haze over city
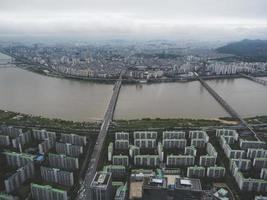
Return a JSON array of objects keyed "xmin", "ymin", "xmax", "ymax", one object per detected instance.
[{"xmin": 0, "ymin": 1, "xmax": 267, "ymax": 200}]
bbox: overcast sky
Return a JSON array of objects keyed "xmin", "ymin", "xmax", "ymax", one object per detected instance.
[{"xmin": 1, "ymin": 0, "xmax": 267, "ymax": 41}]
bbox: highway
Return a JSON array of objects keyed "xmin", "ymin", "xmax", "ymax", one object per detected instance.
[{"xmin": 77, "ymin": 71, "xmax": 123, "ymax": 200}]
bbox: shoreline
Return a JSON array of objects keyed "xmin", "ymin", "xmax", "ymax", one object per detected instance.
[
  {"xmin": 1, "ymin": 108, "xmax": 267, "ymax": 127},
  {"xmin": 1, "ymin": 109, "xmax": 267, "ymax": 141},
  {"xmin": 1, "ymin": 51, "xmax": 267, "ymax": 85}
]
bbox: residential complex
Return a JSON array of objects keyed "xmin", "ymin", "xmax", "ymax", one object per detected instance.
[
  {"xmin": 1, "ymin": 125, "xmax": 266, "ymax": 199},
  {"xmin": 0, "ymin": 126, "xmax": 90, "ymax": 200}
]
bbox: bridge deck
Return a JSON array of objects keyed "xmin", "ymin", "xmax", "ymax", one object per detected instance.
[
  {"xmin": 195, "ymin": 72, "xmax": 259, "ymax": 140},
  {"xmin": 82, "ymin": 72, "xmax": 123, "ymax": 200},
  {"xmin": 240, "ymin": 73, "xmax": 267, "ymax": 87}
]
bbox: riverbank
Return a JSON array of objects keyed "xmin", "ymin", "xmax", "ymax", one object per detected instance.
[
  {"xmin": 2, "ymin": 51, "xmax": 267, "ymax": 85},
  {"xmin": 111, "ymin": 118, "xmax": 267, "ymax": 142},
  {"xmin": 13, "ymin": 62, "xmax": 267, "ymax": 85},
  {"xmin": 13, "ymin": 62, "xmax": 247, "ymax": 85},
  {"xmin": 111, "ymin": 118, "xmax": 239, "ymax": 132},
  {"xmin": 0, "ymin": 110, "xmax": 101, "ymax": 135},
  {"xmin": 1, "ymin": 109, "xmax": 267, "ymax": 134}
]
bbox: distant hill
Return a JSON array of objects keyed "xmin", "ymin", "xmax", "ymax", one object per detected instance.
[{"xmin": 216, "ymin": 39, "xmax": 267, "ymax": 62}]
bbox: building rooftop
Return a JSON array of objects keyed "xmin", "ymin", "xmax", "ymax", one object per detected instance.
[
  {"xmin": 143, "ymin": 177, "xmax": 167, "ymax": 189},
  {"xmin": 255, "ymin": 195, "xmax": 267, "ymax": 200},
  {"xmin": 115, "ymin": 183, "xmax": 127, "ymax": 199},
  {"xmin": 175, "ymin": 177, "xmax": 202, "ymax": 191},
  {"xmin": 0, "ymin": 192, "xmax": 18, "ymax": 200},
  {"xmin": 129, "ymin": 180, "xmax": 143, "ymax": 199},
  {"xmin": 31, "ymin": 183, "xmax": 67, "ymax": 194},
  {"xmin": 3, "ymin": 151, "xmax": 36, "ymax": 160},
  {"xmin": 90, "ymin": 172, "xmax": 112, "ymax": 189}
]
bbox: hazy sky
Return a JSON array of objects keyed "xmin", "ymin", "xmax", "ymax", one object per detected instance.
[{"xmin": 1, "ymin": 0, "xmax": 267, "ymax": 40}]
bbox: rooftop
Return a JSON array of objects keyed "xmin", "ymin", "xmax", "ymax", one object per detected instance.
[
  {"xmin": 31, "ymin": 183, "xmax": 67, "ymax": 194},
  {"xmin": 91, "ymin": 172, "xmax": 112, "ymax": 188},
  {"xmin": 175, "ymin": 177, "xmax": 202, "ymax": 191}
]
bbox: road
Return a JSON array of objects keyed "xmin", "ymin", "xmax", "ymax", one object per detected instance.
[{"xmin": 77, "ymin": 71, "xmax": 123, "ymax": 200}]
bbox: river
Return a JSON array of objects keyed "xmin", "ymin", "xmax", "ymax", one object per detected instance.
[
  {"xmin": 207, "ymin": 78, "xmax": 267, "ymax": 117},
  {"xmin": 0, "ymin": 53, "xmax": 266, "ymax": 121},
  {"xmin": 114, "ymin": 82, "xmax": 229, "ymax": 119},
  {"xmin": 0, "ymin": 55, "xmax": 113, "ymax": 121}
]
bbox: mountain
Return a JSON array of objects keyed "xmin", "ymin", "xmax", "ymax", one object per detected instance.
[{"xmin": 216, "ymin": 39, "xmax": 267, "ymax": 62}]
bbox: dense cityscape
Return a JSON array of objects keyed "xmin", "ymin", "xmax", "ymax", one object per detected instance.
[
  {"xmin": 1, "ymin": 0, "xmax": 267, "ymax": 200},
  {"xmin": 1, "ymin": 41, "xmax": 267, "ymax": 83},
  {"xmin": 0, "ymin": 39, "xmax": 267, "ymax": 200}
]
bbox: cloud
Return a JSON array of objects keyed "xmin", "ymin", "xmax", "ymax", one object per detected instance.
[{"xmin": 0, "ymin": 0, "xmax": 267, "ymax": 40}]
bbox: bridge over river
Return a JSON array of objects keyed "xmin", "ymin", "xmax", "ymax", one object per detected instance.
[
  {"xmin": 240, "ymin": 73, "xmax": 267, "ymax": 87},
  {"xmin": 195, "ymin": 72, "xmax": 260, "ymax": 141},
  {"xmin": 76, "ymin": 71, "xmax": 124, "ymax": 200}
]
